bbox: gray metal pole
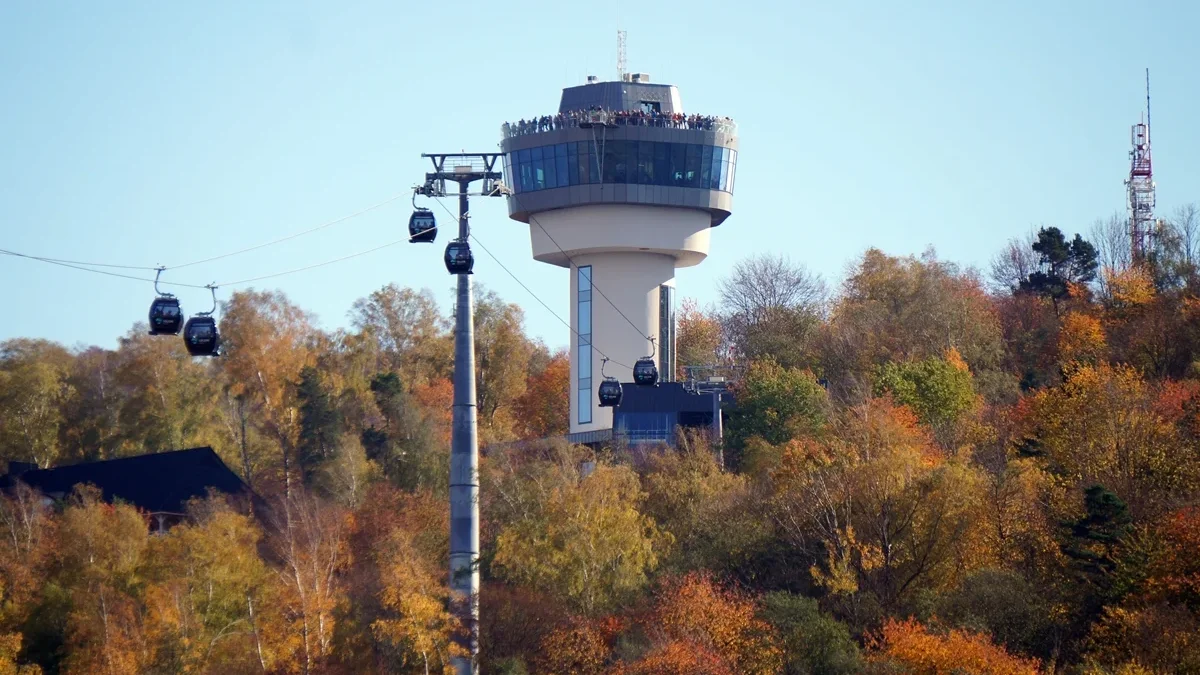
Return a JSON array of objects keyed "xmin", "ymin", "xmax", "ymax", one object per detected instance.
[
  {"xmin": 449, "ymin": 184, "xmax": 480, "ymax": 675},
  {"xmin": 712, "ymin": 389, "xmax": 724, "ymax": 468}
]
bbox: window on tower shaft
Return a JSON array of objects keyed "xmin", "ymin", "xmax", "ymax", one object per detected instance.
[
  {"xmin": 659, "ymin": 284, "xmax": 675, "ymax": 383},
  {"xmin": 578, "ymin": 266, "xmax": 593, "ymax": 425}
]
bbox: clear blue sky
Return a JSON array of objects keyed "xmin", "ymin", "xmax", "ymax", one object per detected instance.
[{"xmin": 2, "ymin": 1, "xmax": 1198, "ymax": 352}]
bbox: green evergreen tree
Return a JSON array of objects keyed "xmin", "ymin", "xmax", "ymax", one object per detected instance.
[
  {"xmin": 297, "ymin": 366, "xmax": 342, "ymax": 479},
  {"xmin": 1019, "ymin": 227, "xmax": 1099, "ymax": 304}
]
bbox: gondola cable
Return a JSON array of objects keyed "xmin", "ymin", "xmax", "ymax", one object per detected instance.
[
  {"xmin": 423, "ymin": 195, "xmax": 632, "ymax": 370},
  {"xmin": 2, "ymin": 221, "xmax": 436, "ymax": 290},
  {"xmin": 0, "ymin": 248, "xmax": 209, "ymax": 288},
  {"xmin": 166, "ymin": 191, "xmax": 407, "ymax": 270},
  {"xmin": 506, "ymin": 190, "xmax": 655, "ymax": 346},
  {"xmin": 1, "ymin": 191, "xmax": 406, "ymax": 274},
  {"xmin": 212, "ymin": 235, "xmax": 411, "ymax": 286}
]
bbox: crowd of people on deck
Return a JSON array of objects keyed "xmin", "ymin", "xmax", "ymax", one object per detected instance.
[{"xmin": 502, "ymin": 107, "xmax": 735, "ymax": 137}]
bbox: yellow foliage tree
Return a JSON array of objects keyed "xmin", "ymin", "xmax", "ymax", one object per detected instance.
[
  {"xmin": 1026, "ymin": 363, "xmax": 1195, "ymax": 515},
  {"xmin": 57, "ymin": 486, "xmax": 151, "ymax": 675},
  {"xmin": 1058, "ymin": 312, "xmax": 1108, "ymax": 366},
  {"xmin": 676, "ymin": 298, "xmax": 724, "ymax": 378},
  {"xmin": 265, "ymin": 490, "xmax": 351, "ymax": 674},
  {"xmin": 372, "ymin": 525, "xmax": 463, "ymax": 674},
  {"xmin": 493, "ymin": 464, "xmax": 668, "ymax": 614},
  {"xmin": 771, "ymin": 398, "xmax": 990, "ymax": 606},
  {"xmin": 142, "ymin": 498, "xmax": 274, "ymax": 674},
  {"xmin": 0, "ymin": 631, "xmax": 40, "ymax": 675},
  {"xmin": 1104, "ymin": 265, "xmax": 1156, "ymax": 309},
  {"xmin": 640, "ymin": 436, "xmax": 765, "ymax": 574},
  {"xmin": 976, "ymin": 458, "xmax": 1064, "ymax": 576}
]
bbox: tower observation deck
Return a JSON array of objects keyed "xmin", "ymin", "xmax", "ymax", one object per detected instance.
[{"xmin": 500, "ymin": 75, "xmax": 738, "ymax": 434}]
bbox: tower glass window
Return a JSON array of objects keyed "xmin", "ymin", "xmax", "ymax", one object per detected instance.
[
  {"xmin": 506, "ymin": 140, "xmax": 737, "ymax": 195},
  {"xmin": 578, "ymin": 266, "xmax": 593, "ymax": 425},
  {"xmin": 659, "ymin": 284, "xmax": 676, "ymax": 383}
]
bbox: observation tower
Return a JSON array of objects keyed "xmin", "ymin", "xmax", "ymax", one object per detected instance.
[{"xmin": 500, "ymin": 74, "xmax": 738, "ymax": 434}]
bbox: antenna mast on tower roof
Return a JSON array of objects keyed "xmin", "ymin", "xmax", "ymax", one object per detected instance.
[{"xmin": 617, "ymin": 30, "xmax": 627, "ymax": 80}]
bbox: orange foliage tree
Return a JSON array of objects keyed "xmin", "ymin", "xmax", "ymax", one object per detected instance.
[
  {"xmin": 640, "ymin": 572, "xmax": 783, "ymax": 675},
  {"xmin": 512, "ymin": 350, "xmax": 569, "ymax": 439},
  {"xmin": 412, "ymin": 378, "xmax": 454, "ymax": 448},
  {"xmin": 616, "ymin": 641, "xmax": 733, "ymax": 675},
  {"xmin": 219, "ymin": 290, "xmax": 317, "ymax": 495},
  {"xmin": 869, "ymin": 617, "xmax": 1042, "ymax": 674},
  {"xmin": 1145, "ymin": 505, "xmax": 1200, "ymax": 608},
  {"xmin": 535, "ymin": 616, "xmax": 623, "ymax": 675}
]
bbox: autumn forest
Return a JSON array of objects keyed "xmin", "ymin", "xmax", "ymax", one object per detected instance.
[{"xmin": 3, "ymin": 211, "xmax": 1200, "ymax": 674}]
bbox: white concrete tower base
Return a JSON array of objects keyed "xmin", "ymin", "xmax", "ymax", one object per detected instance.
[
  {"xmin": 570, "ymin": 252, "xmax": 673, "ymax": 432},
  {"xmin": 528, "ymin": 204, "xmax": 711, "ymax": 434}
]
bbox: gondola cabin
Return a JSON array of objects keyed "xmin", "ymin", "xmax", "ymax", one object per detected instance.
[
  {"xmin": 409, "ymin": 208, "xmax": 437, "ymax": 243},
  {"xmin": 183, "ymin": 316, "xmax": 220, "ymax": 357},
  {"xmin": 598, "ymin": 379, "xmax": 623, "ymax": 407},
  {"xmin": 148, "ymin": 297, "xmax": 183, "ymax": 335},
  {"xmin": 444, "ymin": 240, "xmax": 474, "ymax": 275},
  {"xmin": 632, "ymin": 357, "xmax": 659, "ymax": 386}
]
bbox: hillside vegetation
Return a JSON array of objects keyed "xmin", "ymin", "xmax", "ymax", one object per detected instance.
[{"xmin": 3, "ymin": 215, "xmax": 1200, "ymax": 673}]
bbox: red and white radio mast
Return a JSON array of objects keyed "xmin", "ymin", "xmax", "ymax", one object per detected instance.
[{"xmin": 1126, "ymin": 68, "xmax": 1155, "ymax": 265}]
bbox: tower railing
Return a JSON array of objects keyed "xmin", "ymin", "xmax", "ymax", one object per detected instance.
[{"xmin": 502, "ymin": 108, "xmax": 736, "ymax": 138}]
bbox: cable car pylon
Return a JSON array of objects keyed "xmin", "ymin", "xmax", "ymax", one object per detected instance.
[{"xmin": 412, "ymin": 152, "xmax": 506, "ymax": 675}]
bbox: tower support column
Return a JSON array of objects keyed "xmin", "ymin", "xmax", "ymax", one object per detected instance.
[
  {"xmin": 569, "ymin": 251, "xmax": 674, "ymax": 433},
  {"xmin": 449, "ymin": 186, "xmax": 479, "ymax": 675}
]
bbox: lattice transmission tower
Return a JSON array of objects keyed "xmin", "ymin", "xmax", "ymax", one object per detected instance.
[{"xmin": 1126, "ymin": 68, "xmax": 1156, "ymax": 265}]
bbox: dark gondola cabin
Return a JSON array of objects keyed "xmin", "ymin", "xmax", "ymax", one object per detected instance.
[
  {"xmin": 445, "ymin": 240, "xmax": 474, "ymax": 275},
  {"xmin": 183, "ymin": 316, "xmax": 220, "ymax": 357},
  {"xmin": 148, "ymin": 297, "xmax": 183, "ymax": 335},
  {"xmin": 409, "ymin": 208, "xmax": 437, "ymax": 243},
  {"xmin": 632, "ymin": 357, "xmax": 659, "ymax": 386},
  {"xmin": 598, "ymin": 379, "xmax": 623, "ymax": 407}
]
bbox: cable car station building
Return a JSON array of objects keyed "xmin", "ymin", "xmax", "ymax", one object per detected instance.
[{"xmin": 500, "ymin": 73, "xmax": 738, "ymax": 440}]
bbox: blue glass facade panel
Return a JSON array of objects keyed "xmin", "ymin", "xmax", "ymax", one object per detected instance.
[
  {"xmin": 507, "ymin": 140, "xmax": 737, "ymax": 195},
  {"xmin": 684, "ymin": 144, "xmax": 700, "ymax": 188},
  {"xmin": 555, "ymin": 147, "xmax": 569, "ymax": 189},
  {"xmin": 577, "ymin": 266, "xmax": 593, "ymax": 425}
]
